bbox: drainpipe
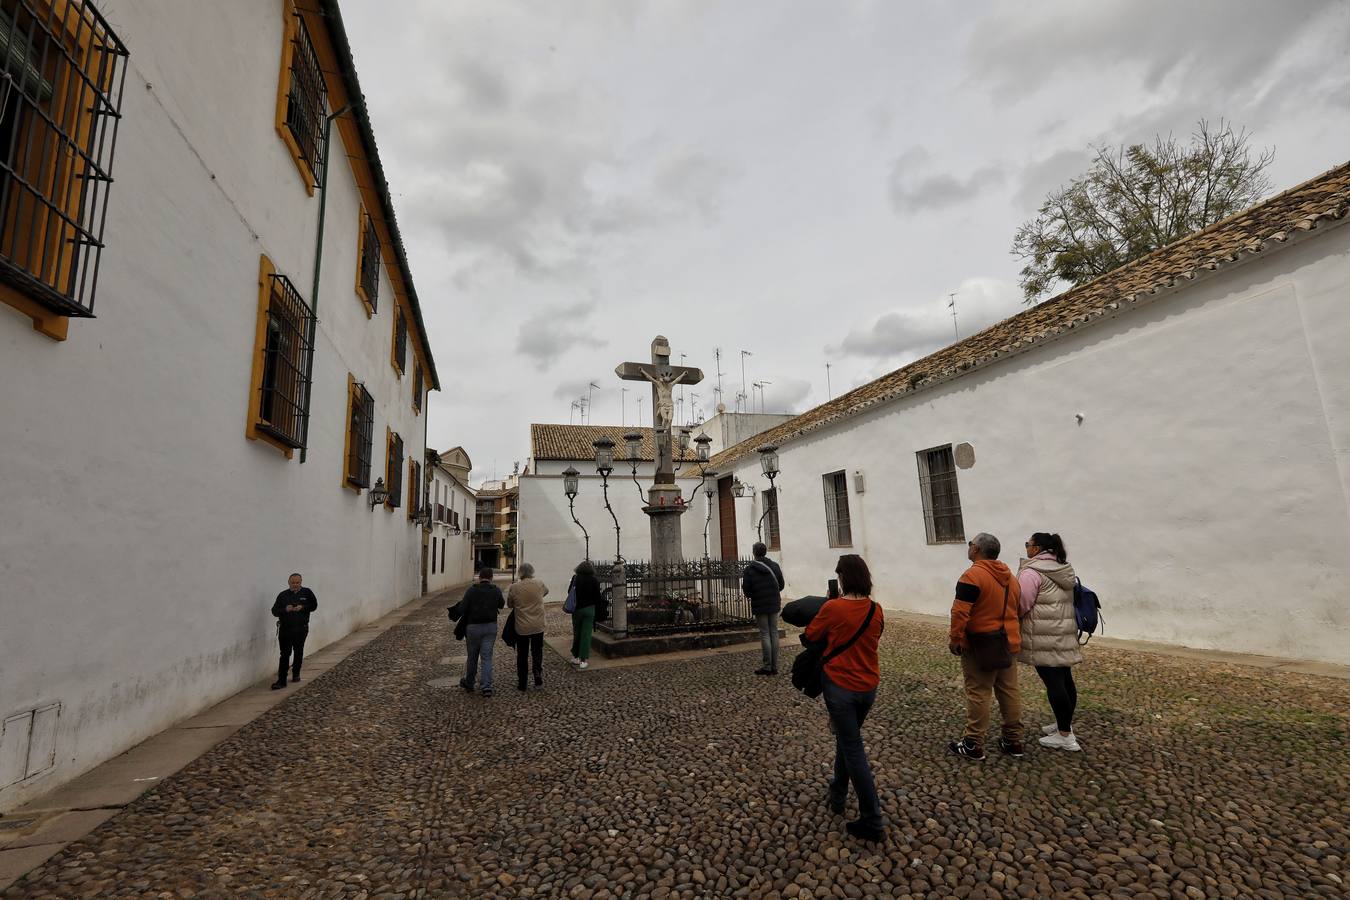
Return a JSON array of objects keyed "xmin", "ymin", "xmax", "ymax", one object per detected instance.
[{"xmin": 299, "ymin": 100, "xmax": 360, "ymax": 463}]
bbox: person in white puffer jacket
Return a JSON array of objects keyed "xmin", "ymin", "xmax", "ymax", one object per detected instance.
[{"xmin": 1016, "ymin": 533, "xmax": 1082, "ymax": 751}]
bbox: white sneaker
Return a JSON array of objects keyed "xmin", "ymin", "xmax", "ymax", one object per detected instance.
[
  {"xmin": 578, "ymin": 660, "xmax": 589, "ymax": 670},
  {"xmin": 1038, "ymin": 731, "xmax": 1081, "ymax": 752},
  {"xmin": 571, "ymin": 656, "xmax": 580, "ymax": 666},
  {"xmin": 1041, "ymin": 723, "xmax": 1059, "ymax": 736}
]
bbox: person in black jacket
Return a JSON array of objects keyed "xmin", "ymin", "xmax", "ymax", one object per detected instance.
[
  {"xmin": 570, "ymin": 560, "xmax": 604, "ymax": 670},
  {"xmin": 457, "ymin": 567, "xmax": 506, "ymax": 696},
  {"xmin": 271, "ymin": 573, "xmax": 317, "ymax": 689},
  {"xmin": 742, "ymin": 542, "xmax": 785, "ymax": 675}
]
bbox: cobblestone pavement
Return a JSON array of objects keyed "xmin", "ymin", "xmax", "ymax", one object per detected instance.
[{"xmin": 7, "ymin": 596, "xmax": 1347, "ymax": 899}]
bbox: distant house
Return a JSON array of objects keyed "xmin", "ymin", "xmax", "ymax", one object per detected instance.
[
  {"xmin": 707, "ymin": 160, "xmax": 1350, "ymax": 666},
  {"xmin": 426, "ymin": 447, "xmax": 476, "ymax": 590}
]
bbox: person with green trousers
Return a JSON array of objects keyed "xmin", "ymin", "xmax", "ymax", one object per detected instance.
[{"xmin": 569, "ymin": 560, "xmax": 604, "ymax": 669}]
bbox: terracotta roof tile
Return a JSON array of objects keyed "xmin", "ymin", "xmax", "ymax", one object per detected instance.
[
  {"xmin": 710, "ymin": 159, "xmax": 1350, "ymax": 471},
  {"xmin": 531, "ymin": 424, "xmax": 698, "ymax": 462}
]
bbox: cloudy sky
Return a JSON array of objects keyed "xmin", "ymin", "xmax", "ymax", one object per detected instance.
[{"xmin": 342, "ymin": 0, "xmax": 1350, "ymax": 485}]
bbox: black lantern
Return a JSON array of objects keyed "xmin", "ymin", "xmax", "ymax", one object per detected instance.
[
  {"xmin": 758, "ymin": 444, "xmax": 780, "ymax": 478},
  {"xmin": 694, "ymin": 432, "xmax": 712, "ymax": 464},
  {"xmin": 678, "ymin": 427, "xmax": 692, "ymax": 455},
  {"xmin": 623, "ymin": 431, "xmax": 642, "ymax": 463},
  {"xmin": 593, "ymin": 437, "xmax": 615, "ymax": 477},
  {"xmin": 562, "ymin": 466, "xmax": 580, "ymax": 499},
  {"xmin": 368, "ymin": 477, "xmax": 389, "ymax": 509}
]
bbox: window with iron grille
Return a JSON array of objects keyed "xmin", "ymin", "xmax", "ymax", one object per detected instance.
[
  {"xmin": 917, "ymin": 445, "xmax": 965, "ymax": 544},
  {"xmin": 385, "ymin": 431, "xmax": 403, "ymax": 509},
  {"xmin": 283, "ymin": 13, "xmax": 326, "ymax": 188},
  {"xmin": 0, "ymin": 0, "xmax": 129, "ymax": 328},
  {"xmin": 821, "ymin": 470, "xmax": 852, "ymax": 548},
  {"xmin": 407, "ymin": 459, "xmax": 421, "ymax": 520},
  {"xmin": 255, "ymin": 272, "xmax": 315, "ymax": 449},
  {"xmin": 357, "ymin": 208, "xmax": 379, "ymax": 311},
  {"xmin": 762, "ymin": 488, "xmax": 781, "ymax": 551},
  {"xmin": 412, "ymin": 363, "xmax": 423, "ymax": 413},
  {"xmin": 344, "ymin": 381, "xmax": 373, "ymax": 488},
  {"xmin": 392, "ymin": 307, "xmax": 407, "ymax": 373}
]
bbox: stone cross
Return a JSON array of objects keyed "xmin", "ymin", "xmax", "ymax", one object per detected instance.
[{"xmin": 615, "ymin": 336, "xmax": 703, "ymax": 487}]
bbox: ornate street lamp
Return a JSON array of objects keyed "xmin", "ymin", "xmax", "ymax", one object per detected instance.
[
  {"xmin": 562, "ymin": 465, "xmax": 589, "ymax": 560},
  {"xmin": 593, "ymin": 438, "xmax": 621, "ymax": 560},
  {"xmin": 756, "ymin": 444, "xmax": 780, "ymax": 544},
  {"xmin": 368, "ymin": 477, "xmax": 389, "ymax": 509},
  {"xmin": 694, "ymin": 431, "xmax": 712, "ymax": 468},
  {"xmin": 624, "ymin": 431, "xmax": 645, "ymax": 505},
  {"xmin": 702, "ymin": 469, "xmax": 718, "ymax": 560},
  {"xmin": 672, "ymin": 426, "xmax": 693, "ymax": 472}
]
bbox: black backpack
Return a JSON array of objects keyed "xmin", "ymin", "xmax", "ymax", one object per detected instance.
[{"xmin": 1073, "ymin": 578, "xmax": 1103, "ymax": 644}]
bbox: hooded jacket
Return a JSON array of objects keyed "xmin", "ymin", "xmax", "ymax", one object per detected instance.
[
  {"xmin": 1016, "ymin": 555, "xmax": 1081, "ymax": 667},
  {"xmin": 741, "ymin": 557, "xmax": 785, "ymax": 615},
  {"xmin": 950, "ymin": 559, "xmax": 1021, "ymax": 653}
]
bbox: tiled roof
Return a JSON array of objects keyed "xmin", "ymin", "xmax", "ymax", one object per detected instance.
[
  {"xmin": 531, "ymin": 424, "xmax": 699, "ymax": 462},
  {"xmin": 710, "ymin": 159, "xmax": 1350, "ymax": 471}
]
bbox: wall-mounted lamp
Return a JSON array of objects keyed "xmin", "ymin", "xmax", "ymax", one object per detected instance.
[{"xmin": 368, "ymin": 477, "xmax": 389, "ymax": 509}]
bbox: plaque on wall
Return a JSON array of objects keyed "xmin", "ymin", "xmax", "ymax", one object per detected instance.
[{"xmin": 954, "ymin": 442, "xmax": 975, "ymax": 469}]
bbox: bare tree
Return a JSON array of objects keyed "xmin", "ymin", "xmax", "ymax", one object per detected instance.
[{"xmin": 1013, "ymin": 121, "xmax": 1274, "ymax": 304}]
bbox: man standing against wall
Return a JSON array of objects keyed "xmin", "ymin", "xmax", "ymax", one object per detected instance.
[
  {"xmin": 742, "ymin": 542, "xmax": 785, "ymax": 675},
  {"xmin": 948, "ymin": 533, "xmax": 1023, "ymax": 760},
  {"xmin": 271, "ymin": 573, "xmax": 317, "ymax": 690}
]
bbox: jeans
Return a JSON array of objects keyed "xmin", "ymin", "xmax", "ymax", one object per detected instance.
[
  {"xmin": 278, "ymin": 627, "xmax": 307, "ymax": 683},
  {"xmin": 1035, "ymin": 665, "xmax": 1077, "ymax": 732},
  {"xmin": 516, "ymin": 631, "xmax": 544, "ymax": 688},
  {"xmin": 464, "ymin": 622, "xmax": 497, "ymax": 691},
  {"xmin": 571, "ymin": 606, "xmax": 596, "ymax": 660},
  {"xmin": 960, "ymin": 653, "xmax": 1023, "ymax": 745},
  {"xmin": 755, "ymin": 612, "xmax": 779, "ymax": 671},
  {"xmin": 822, "ymin": 675, "xmax": 883, "ymax": 831}
]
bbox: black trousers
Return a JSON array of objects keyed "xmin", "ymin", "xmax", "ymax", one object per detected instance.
[
  {"xmin": 278, "ymin": 627, "xmax": 308, "ymax": 682},
  {"xmin": 1035, "ymin": 665, "xmax": 1077, "ymax": 732},
  {"xmin": 516, "ymin": 632, "xmax": 544, "ymax": 688}
]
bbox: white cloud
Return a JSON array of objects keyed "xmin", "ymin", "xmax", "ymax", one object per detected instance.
[{"xmin": 831, "ymin": 277, "xmax": 1023, "ymax": 362}]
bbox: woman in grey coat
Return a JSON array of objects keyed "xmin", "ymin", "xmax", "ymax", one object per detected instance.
[{"xmin": 1016, "ymin": 533, "xmax": 1081, "ymax": 751}]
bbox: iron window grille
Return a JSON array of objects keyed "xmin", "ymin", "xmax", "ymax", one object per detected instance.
[
  {"xmin": 822, "ymin": 470, "xmax": 852, "ymax": 548},
  {"xmin": 393, "ymin": 307, "xmax": 407, "ymax": 373},
  {"xmin": 0, "ymin": 0, "xmax": 129, "ymax": 318},
  {"xmin": 256, "ymin": 272, "xmax": 315, "ymax": 449},
  {"xmin": 358, "ymin": 209, "xmax": 379, "ymax": 310},
  {"xmin": 763, "ymin": 487, "xmax": 781, "ymax": 551},
  {"xmin": 917, "ymin": 445, "xmax": 965, "ymax": 544},
  {"xmin": 407, "ymin": 459, "xmax": 421, "ymax": 519},
  {"xmin": 284, "ymin": 13, "xmax": 326, "ymax": 187},
  {"xmin": 345, "ymin": 381, "xmax": 374, "ymax": 488},
  {"xmin": 412, "ymin": 363, "xmax": 422, "ymax": 412},
  {"xmin": 386, "ymin": 432, "xmax": 403, "ymax": 508}
]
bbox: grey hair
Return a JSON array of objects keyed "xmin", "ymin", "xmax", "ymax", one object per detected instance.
[
  {"xmin": 518, "ymin": 562, "xmax": 535, "ymax": 579},
  {"xmin": 970, "ymin": 532, "xmax": 1001, "ymax": 559}
]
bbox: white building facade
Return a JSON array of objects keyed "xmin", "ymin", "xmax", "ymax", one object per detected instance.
[
  {"xmin": 708, "ymin": 163, "xmax": 1350, "ymax": 666},
  {"xmin": 0, "ymin": 0, "xmax": 439, "ymax": 810},
  {"xmin": 426, "ymin": 447, "xmax": 477, "ymax": 592}
]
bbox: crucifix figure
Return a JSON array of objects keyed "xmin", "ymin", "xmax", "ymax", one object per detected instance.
[{"xmin": 615, "ymin": 336, "xmax": 703, "ymax": 489}]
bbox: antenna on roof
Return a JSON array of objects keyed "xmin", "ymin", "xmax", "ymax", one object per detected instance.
[
  {"xmin": 948, "ymin": 292, "xmax": 960, "ymax": 340},
  {"xmin": 825, "ymin": 362, "xmax": 832, "ymax": 400},
  {"xmin": 714, "ymin": 347, "xmax": 725, "ymax": 408}
]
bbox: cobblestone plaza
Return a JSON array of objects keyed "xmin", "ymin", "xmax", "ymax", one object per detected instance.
[{"xmin": 5, "ymin": 594, "xmax": 1346, "ymax": 899}]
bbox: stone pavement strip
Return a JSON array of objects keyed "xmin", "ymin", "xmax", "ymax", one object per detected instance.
[{"xmin": 3, "ymin": 593, "xmax": 1347, "ymax": 898}]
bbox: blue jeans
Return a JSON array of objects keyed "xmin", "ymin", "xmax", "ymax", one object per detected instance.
[
  {"xmin": 823, "ymin": 674, "xmax": 883, "ymax": 830},
  {"xmin": 464, "ymin": 622, "xmax": 497, "ymax": 692},
  {"xmin": 755, "ymin": 613, "xmax": 779, "ymax": 671}
]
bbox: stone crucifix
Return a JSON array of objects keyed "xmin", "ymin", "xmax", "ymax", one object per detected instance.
[{"xmin": 615, "ymin": 336, "xmax": 704, "ymax": 490}]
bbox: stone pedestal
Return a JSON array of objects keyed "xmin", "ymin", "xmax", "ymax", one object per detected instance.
[{"xmin": 644, "ymin": 484, "xmax": 689, "ymax": 566}]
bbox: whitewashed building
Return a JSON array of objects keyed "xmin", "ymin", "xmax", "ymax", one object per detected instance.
[
  {"xmin": 708, "ymin": 161, "xmax": 1350, "ymax": 666},
  {"xmin": 0, "ymin": 0, "xmax": 440, "ymax": 810},
  {"xmin": 426, "ymin": 447, "xmax": 476, "ymax": 591}
]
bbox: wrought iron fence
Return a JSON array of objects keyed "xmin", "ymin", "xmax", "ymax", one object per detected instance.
[{"xmin": 595, "ymin": 558, "xmax": 754, "ymax": 635}]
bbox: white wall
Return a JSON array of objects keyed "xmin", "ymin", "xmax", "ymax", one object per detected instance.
[
  {"xmin": 715, "ymin": 224, "xmax": 1350, "ymax": 664},
  {"xmin": 0, "ymin": 0, "xmax": 431, "ymax": 809},
  {"xmin": 702, "ymin": 412, "xmax": 796, "ymax": 456},
  {"xmin": 427, "ymin": 471, "xmax": 475, "ymax": 591}
]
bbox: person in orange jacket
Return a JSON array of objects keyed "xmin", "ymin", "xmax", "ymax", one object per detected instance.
[{"xmin": 948, "ymin": 532, "xmax": 1024, "ymax": 761}]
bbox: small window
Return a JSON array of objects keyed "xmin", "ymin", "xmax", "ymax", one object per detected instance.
[
  {"xmin": 247, "ymin": 259, "xmax": 315, "ymax": 454},
  {"xmin": 0, "ymin": 0, "xmax": 130, "ymax": 337},
  {"xmin": 412, "ymin": 363, "xmax": 423, "ymax": 413},
  {"xmin": 391, "ymin": 306, "xmax": 407, "ymax": 374},
  {"xmin": 822, "ymin": 471, "xmax": 852, "ymax": 548},
  {"xmin": 917, "ymin": 444, "xmax": 965, "ymax": 544},
  {"xmin": 276, "ymin": 6, "xmax": 327, "ymax": 190},
  {"xmin": 356, "ymin": 207, "xmax": 380, "ymax": 313},
  {"xmin": 407, "ymin": 458, "xmax": 421, "ymax": 520},
  {"xmin": 385, "ymin": 430, "xmax": 403, "ymax": 509},
  {"xmin": 344, "ymin": 379, "xmax": 374, "ymax": 488},
  {"xmin": 762, "ymin": 488, "xmax": 781, "ymax": 551}
]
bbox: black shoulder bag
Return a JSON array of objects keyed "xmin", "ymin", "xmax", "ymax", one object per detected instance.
[
  {"xmin": 791, "ymin": 602, "xmax": 877, "ymax": 699},
  {"xmin": 967, "ymin": 583, "xmax": 1012, "ymax": 671}
]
